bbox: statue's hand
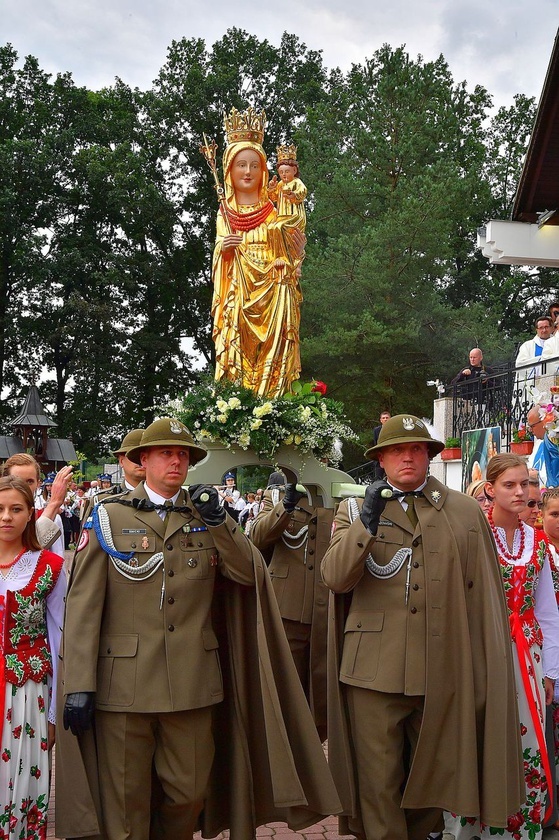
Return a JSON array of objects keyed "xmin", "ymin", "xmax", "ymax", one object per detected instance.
[
  {"xmin": 273, "ymin": 258, "xmax": 288, "ymax": 271},
  {"xmin": 291, "ymin": 229, "xmax": 306, "ymax": 258},
  {"xmin": 269, "ymin": 175, "xmax": 278, "ymax": 189},
  {"xmin": 222, "ymin": 234, "xmax": 243, "ymax": 255}
]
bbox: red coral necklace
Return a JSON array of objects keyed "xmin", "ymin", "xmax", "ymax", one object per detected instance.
[
  {"xmin": 0, "ymin": 549, "xmax": 27, "ymax": 570},
  {"xmin": 488, "ymin": 507, "xmax": 526, "ymax": 561}
]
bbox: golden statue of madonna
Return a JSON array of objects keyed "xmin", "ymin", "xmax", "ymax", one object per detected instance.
[{"xmin": 203, "ymin": 107, "xmax": 305, "ymax": 399}]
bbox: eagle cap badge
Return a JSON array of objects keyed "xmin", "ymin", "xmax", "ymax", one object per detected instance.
[
  {"xmin": 169, "ymin": 419, "xmax": 185, "ymax": 434},
  {"xmin": 403, "ymin": 417, "xmax": 415, "ymax": 430}
]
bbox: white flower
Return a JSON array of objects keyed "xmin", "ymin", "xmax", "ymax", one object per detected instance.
[
  {"xmin": 283, "ymin": 434, "xmax": 294, "ymax": 445},
  {"xmin": 217, "ymin": 414, "xmax": 228, "ymax": 424},
  {"xmin": 300, "ymin": 406, "xmax": 311, "ymax": 421},
  {"xmin": 194, "ymin": 420, "xmax": 200, "ymax": 428},
  {"xmin": 251, "ymin": 419, "xmax": 263, "ymax": 430},
  {"xmin": 238, "ymin": 433, "xmax": 250, "ymax": 447},
  {"xmin": 216, "ymin": 399, "xmax": 228, "ymax": 412},
  {"xmin": 228, "ymin": 397, "xmax": 241, "ymax": 410}
]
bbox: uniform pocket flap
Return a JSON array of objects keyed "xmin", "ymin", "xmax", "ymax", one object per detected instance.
[
  {"xmin": 269, "ymin": 562, "xmax": 289, "ymax": 579},
  {"xmin": 99, "ymin": 634, "xmax": 139, "ymax": 657},
  {"xmin": 202, "ymin": 629, "xmax": 219, "ymax": 651},
  {"xmin": 344, "ymin": 612, "xmax": 384, "ymax": 633}
]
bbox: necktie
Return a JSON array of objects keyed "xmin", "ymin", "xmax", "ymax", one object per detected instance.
[
  {"xmin": 404, "ymin": 495, "xmax": 418, "ymax": 528},
  {"xmin": 161, "ymin": 500, "xmax": 173, "ymax": 520}
]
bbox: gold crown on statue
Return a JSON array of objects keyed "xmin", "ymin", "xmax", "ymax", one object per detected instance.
[
  {"xmin": 224, "ymin": 107, "xmax": 266, "ymax": 145},
  {"xmin": 276, "ymin": 143, "xmax": 297, "ymax": 163}
]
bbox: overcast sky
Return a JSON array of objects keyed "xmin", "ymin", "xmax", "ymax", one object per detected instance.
[{"xmin": 3, "ymin": 0, "xmax": 558, "ymax": 109}]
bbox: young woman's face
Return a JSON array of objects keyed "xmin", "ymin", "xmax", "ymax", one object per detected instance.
[
  {"xmin": 486, "ymin": 466, "xmax": 529, "ymax": 515},
  {"xmin": 0, "ymin": 489, "xmax": 33, "ymax": 544},
  {"xmin": 543, "ymin": 498, "xmax": 559, "ymax": 544}
]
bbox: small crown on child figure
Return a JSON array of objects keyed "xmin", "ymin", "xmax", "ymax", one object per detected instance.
[{"xmin": 276, "ymin": 143, "xmax": 298, "ymax": 163}]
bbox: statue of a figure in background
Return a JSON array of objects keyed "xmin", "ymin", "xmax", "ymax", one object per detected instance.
[{"xmin": 205, "ymin": 108, "xmax": 305, "ymax": 399}]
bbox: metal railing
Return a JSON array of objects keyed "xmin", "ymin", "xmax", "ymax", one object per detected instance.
[
  {"xmin": 346, "ymin": 353, "xmax": 559, "ymax": 485},
  {"xmin": 451, "ymin": 353, "xmax": 559, "ymax": 445}
]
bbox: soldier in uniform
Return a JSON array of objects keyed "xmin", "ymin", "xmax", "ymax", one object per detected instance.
[
  {"xmin": 250, "ymin": 473, "xmax": 332, "ymax": 740},
  {"xmin": 322, "ymin": 414, "xmax": 524, "ymax": 840},
  {"xmin": 62, "ymin": 418, "xmax": 259, "ymax": 839},
  {"xmin": 79, "ymin": 428, "xmax": 145, "ymax": 523}
]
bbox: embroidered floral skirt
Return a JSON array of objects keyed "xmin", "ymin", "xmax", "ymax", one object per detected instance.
[
  {"xmin": 0, "ymin": 679, "xmax": 50, "ymax": 839},
  {"xmin": 445, "ymin": 642, "xmax": 546, "ymax": 839}
]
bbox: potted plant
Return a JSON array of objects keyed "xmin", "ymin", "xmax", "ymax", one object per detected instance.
[
  {"xmin": 441, "ymin": 436, "xmax": 462, "ymax": 461},
  {"xmin": 511, "ymin": 424, "xmax": 534, "ymax": 455}
]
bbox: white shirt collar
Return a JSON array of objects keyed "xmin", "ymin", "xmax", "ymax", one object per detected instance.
[{"xmin": 143, "ymin": 482, "xmax": 181, "ymax": 506}]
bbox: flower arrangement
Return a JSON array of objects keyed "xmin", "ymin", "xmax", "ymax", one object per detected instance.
[
  {"xmin": 512, "ymin": 423, "xmax": 533, "ymax": 443},
  {"xmin": 444, "ymin": 437, "xmax": 461, "ymax": 449},
  {"xmin": 163, "ymin": 378, "xmax": 357, "ymax": 467}
]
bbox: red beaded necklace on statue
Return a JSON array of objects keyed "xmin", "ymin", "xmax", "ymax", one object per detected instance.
[{"xmin": 488, "ymin": 507, "xmax": 526, "ymax": 561}]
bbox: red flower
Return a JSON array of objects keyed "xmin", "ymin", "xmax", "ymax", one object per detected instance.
[
  {"xmin": 40, "ymin": 738, "xmax": 48, "ymax": 751},
  {"xmin": 520, "ymin": 724, "xmax": 527, "ymax": 735},
  {"xmin": 507, "ymin": 812, "xmax": 525, "ymax": 832},
  {"xmin": 26, "ymin": 804, "xmax": 42, "ymax": 829},
  {"xmin": 1, "ymin": 750, "xmax": 9, "ymax": 762},
  {"xmin": 311, "ymin": 380, "xmax": 327, "ymax": 395},
  {"xmin": 529, "ymin": 802, "xmax": 542, "ymax": 824},
  {"xmin": 525, "ymin": 767, "xmax": 541, "ymax": 790},
  {"xmin": 12, "ymin": 726, "xmax": 21, "ymax": 740},
  {"xmin": 37, "ymin": 696, "xmax": 45, "ymax": 712}
]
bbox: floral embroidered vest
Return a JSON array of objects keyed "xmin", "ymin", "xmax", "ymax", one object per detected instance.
[
  {"xmin": 1, "ymin": 550, "xmax": 64, "ymax": 686},
  {"xmin": 499, "ymin": 529, "xmax": 547, "ymax": 648}
]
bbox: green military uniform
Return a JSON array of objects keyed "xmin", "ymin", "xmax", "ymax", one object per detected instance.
[
  {"xmin": 250, "ymin": 486, "xmax": 332, "ymax": 738},
  {"xmin": 64, "ymin": 480, "xmax": 258, "ymax": 838}
]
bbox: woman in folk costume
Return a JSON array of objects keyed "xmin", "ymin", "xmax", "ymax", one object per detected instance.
[
  {"xmin": 0, "ymin": 475, "xmax": 65, "ymax": 839},
  {"xmin": 447, "ymin": 454, "xmax": 559, "ymax": 840},
  {"xmin": 211, "ymin": 107, "xmax": 303, "ymax": 399}
]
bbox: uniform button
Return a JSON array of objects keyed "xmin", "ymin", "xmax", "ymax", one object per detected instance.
[
  {"xmin": 308, "ymin": 549, "xmax": 314, "ymax": 555},
  {"xmin": 131, "ymin": 543, "xmax": 137, "ymax": 549},
  {"xmin": 166, "ymin": 544, "xmax": 173, "ymax": 551},
  {"xmin": 168, "ymin": 625, "xmax": 175, "ymax": 632},
  {"xmin": 107, "ymin": 648, "xmax": 111, "ymax": 654},
  {"xmin": 410, "ymin": 607, "xmax": 417, "ymax": 614},
  {"xmin": 412, "ymin": 539, "xmax": 420, "ymax": 547},
  {"xmin": 168, "ymin": 570, "xmax": 174, "ymax": 577},
  {"xmin": 232, "ymin": 527, "xmax": 237, "ymax": 533},
  {"xmin": 357, "ymin": 622, "xmax": 362, "ymax": 628},
  {"xmin": 197, "ymin": 542, "xmax": 203, "ymax": 547},
  {"xmin": 413, "ymin": 562, "xmax": 419, "ymax": 568},
  {"xmin": 378, "ymin": 533, "xmax": 384, "ymax": 539},
  {"xmin": 468, "ymin": 580, "xmax": 473, "ymax": 589},
  {"xmin": 309, "ymin": 532, "xmax": 316, "ymax": 539},
  {"xmin": 188, "ymin": 558, "xmax": 198, "ymax": 568},
  {"xmin": 357, "ymin": 541, "xmax": 364, "ymax": 548},
  {"xmin": 413, "ymin": 584, "xmax": 419, "ymax": 591},
  {"xmin": 168, "ymin": 597, "xmax": 175, "ymax": 604},
  {"xmin": 308, "ymin": 565, "xmax": 313, "ymax": 570}
]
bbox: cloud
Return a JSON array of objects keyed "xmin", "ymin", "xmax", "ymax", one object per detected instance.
[{"xmin": 3, "ymin": 0, "xmax": 558, "ymax": 106}]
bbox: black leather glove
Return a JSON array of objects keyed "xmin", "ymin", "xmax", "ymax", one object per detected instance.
[
  {"xmin": 283, "ymin": 483, "xmax": 305, "ymax": 512},
  {"xmin": 63, "ymin": 691, "xmax": 95, "ymax": 737},
  {"xmin": 360, "ymin": 480, "xmax": 392, "ymax": 536},
  {"xmin": 189, "ymin": 484, "xmax": 226, "ymax": 526}
]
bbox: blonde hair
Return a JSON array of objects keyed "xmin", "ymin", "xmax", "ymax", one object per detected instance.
[
  {"xmin": 466, "ymin": 479, "xmax": 486, "ymax": 498},
  {"xmin": 542, "ymin": 488, "xmax": 559, "ymax": 511}
]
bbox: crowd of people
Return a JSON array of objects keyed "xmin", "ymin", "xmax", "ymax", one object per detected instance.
[{"xmin": 1, "ymin": 408, "xmax": 559, "ymax": 839}]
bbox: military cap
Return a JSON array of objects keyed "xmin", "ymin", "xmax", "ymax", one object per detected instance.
[
  {"xmin": 112, "ymin": 428, "xmax": 145, "ymax": 457},
  {"xmin": 364, "ymin": 414, "xmax": 444, "ymax": 461},
  {"xmin": 126, "ymin": 417, "xmax": 208, "ymax": 467}
]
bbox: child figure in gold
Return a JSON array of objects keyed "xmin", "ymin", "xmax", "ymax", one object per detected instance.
[
  {"xmin": 268, "ymin": 145, "xmax": 307, "ymax": 277},
  {"xmin": 211, "ymin": 109, "xmax": 304, "ymax": 399}
]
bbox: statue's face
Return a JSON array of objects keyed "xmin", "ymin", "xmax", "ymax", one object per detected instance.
[
  {"xmin": 231, "ymin": 149, "xmax": 263, "ymax": 194},
  {"xmin": 278, "ymin": 163, "xmax": 297, "ymax": 183}
]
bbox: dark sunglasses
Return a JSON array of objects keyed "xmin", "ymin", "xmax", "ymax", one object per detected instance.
[{"xmin": 526, "ymin": 500, "xmax": 543, "ymax": 509}]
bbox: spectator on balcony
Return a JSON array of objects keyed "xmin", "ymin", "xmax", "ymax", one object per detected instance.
[
  {"xmin": 516, "ymin": 315, "xmax": 552, "ymax": 379},
  {"xmin": 547, "ymin": 302, "xmax": 559, "ymax": 334},
  {"xmin": 451, "ymin": 348, "xmax": 493, "ymax": 399},
  {"xmin": 541, "ymin": 314, "xmax": 559, "ymax": 370}
]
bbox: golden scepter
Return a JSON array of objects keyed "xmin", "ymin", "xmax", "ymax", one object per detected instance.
[{"xmin": 200, "ymin": 133, "xmax": 247, "ymax": 287}]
